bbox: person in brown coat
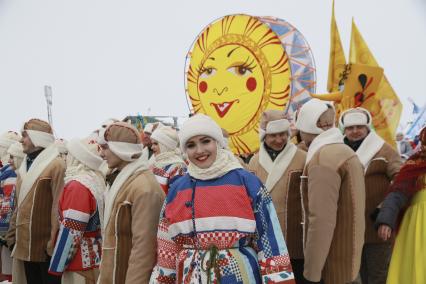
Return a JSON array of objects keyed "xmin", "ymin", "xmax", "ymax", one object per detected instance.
[
  {"xmin": 6, "ymin": 118, "xmax": 65, "ymax": 284},
  {"xmin": 295, "ymin": 99, "xmax": 365, "ymax": 284},
  {"xmin": 339, "ymin": 108, "xmax": 402, "ymax": 284},
  {"xmin": 97, "ymin": 122, "xmax": 165, "ymax": 284},
  {"xmin": 248, "ymin": 110, "xmax": 306, "ymax": 282}
]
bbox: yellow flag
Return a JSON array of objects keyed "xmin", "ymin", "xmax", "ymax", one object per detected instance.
[
  {"xmin": 349, "ymin": 20, "xmax": 402, "ymax": 147},
  {"xmin": 327, "ymin": 0, "xmax": 347, "ymax": 92}
]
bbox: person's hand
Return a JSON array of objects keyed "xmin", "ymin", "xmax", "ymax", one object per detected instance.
[{"xmin": 378, "ymin": 224, "xmax": 392, "ymax": 241}]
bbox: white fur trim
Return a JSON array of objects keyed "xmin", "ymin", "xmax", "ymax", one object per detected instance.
[
  {"xmin": 67, "ymin": 139, "xmax": 104, "ymax": 171},
  {"xmin": 54, "ymin": 139, "xmax": 68, "ymax": 154},
  {"xmin": 151, "ymin": 129, "xmax": 178, "ymax": 150},
  {"xmin": 266, "ymin": 119, "xmax": 290, "ymax": 135},
  {"xmin": 259, "ymin": 142, "xmax": 298, "ymax": 191},
  {"xmin": 144, "ymin": 123, "xmax": 155, "ymax": 134},
  {"xmin": 101, "ymin": 118, "xmax": 118, "ymax": 128},
  {"xmin": 140, "ymin": 147, "xmax": 149, "ymax": 162},
  {"xmin": 102, "ymin": 158, "xmax": 148, "ymax": 231},
  {"xmin": 12, "ymin": 144, "xmax": 59, "ymax": 261},
  {"xmin": 107, "ymin": 141, "xmax": 143, "ymax": 162},
  {"xmin": 7, "ymin": 142, "xmax": 25, "ymax": 158},
  {"xmin": 339, "ymin": 107, "xmax": 372, "ymax": 129},
  {"xmin": 355, "ymin": 131, "xmax": 385, "ymax": 169},
  {"xmin": 0, "ymin": 138, "xmax": 18, "ymax": 149},
  {"xmin": 25, "ymin": 130, "xmax": 55, "ymax": 148},
  {"xmin": 296, "ymin": 98, "xmax": 330, "ymax": 134},
  {"xmin": 259, "ymin": 128, "xmax": 266, "ymax": 141},
  {"xmin": 306, "ymin": 128, "xmax": 343, "ymax": 164},
  {"xmin": 17, "ymin": 145, "xmax": 59, "ymax": 208},
  {"xmin": 341, "ymin": 112, "xmax": 368, "ymax": 128},
  {"xmin": 97, "ymin": 128, "xmax": 107, "ymax": 145},
  {"xmin": 179, "ymin": 114, "xmax": 224, "ymax": 152}
]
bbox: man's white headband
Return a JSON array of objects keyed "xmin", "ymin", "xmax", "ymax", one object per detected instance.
[{"xmin": 25, "ymin": 130, "xmax": 55, "ymax": 148}]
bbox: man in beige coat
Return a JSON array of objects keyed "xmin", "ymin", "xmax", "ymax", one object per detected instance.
[
  {"xmin": 340, "ymin": 108, "xmax": 402, "ymax": 284},
  {"xmin": 6, "ymin": 118, "xmax": 65, "ymax": 284},
  {"xmin": 248, "ymin": 110, "xmax": 306, "ymax": 282},
  {"xmin": 97, "ymin": 122, "xmax": 165, "ymax": 284},
  {"xmin": 295, "ymin": 99, "xmax": 365, "ymax": 284}
]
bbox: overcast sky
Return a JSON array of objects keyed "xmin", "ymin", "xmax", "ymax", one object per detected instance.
[{"xmin": 1, "ymin": 0, "xmax": 425, "ymax": 139}]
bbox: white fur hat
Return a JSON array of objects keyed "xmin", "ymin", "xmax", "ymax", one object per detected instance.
[
  {"xmin": 151, "ymin": 126, "xmax": 179, "ymax": 151},
  {"xmin": 296, "ymin": 99, "xmax": 332, "ymax": 134},
  {"xmin": 54, "ymin": 139, "xmax": 68, "ymax": 154},
  {"xmin": 259, "ymin": 110, "xmax": 290, "ymax": 140},
  {"xmin": 7, "ymin": 142, "xmax": 25, "ymax": 159},
  {"xmin": 0, "ymin": 131, "xmax": 21, "ymax": 150},
  {"xmin": 101, "ymin": 118, "xmax": 119, "ymax": 128},
  {"xmin": 179, "ymin": 114, "xmax": 224, "ymax": 151},
  {"xmin": 339, "ymin": 107, "xmax": 372, "ymax": 129},
  {"xmin": 67, "ymin": 138, "xmax": 103, "ymax": 171},
  {"xmin": 144, "ymin": 123, "xmax": 155, "ymax": 134}
]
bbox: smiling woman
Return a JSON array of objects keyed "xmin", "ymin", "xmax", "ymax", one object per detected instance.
[{"xmin": 150, "ymin": 114, "xmax": 296, "ymax": 283}]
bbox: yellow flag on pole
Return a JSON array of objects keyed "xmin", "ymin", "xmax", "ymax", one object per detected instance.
[
  {"xmin": 349, "ymin": 19, "xmax": 402, "ymax": 147},
  {"xmin": 327, "ymin": 0, "xmax": 347, "ymax": 92}
]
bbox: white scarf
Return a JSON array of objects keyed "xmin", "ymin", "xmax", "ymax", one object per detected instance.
[
  {"xmin": 103, "ymin": 158, "xmax": 148, "ymax": 230},
  {"xmin": 259, "ymin": 142, "xmax": 298, "ymax": 192},
  {"xmin": 17, "ymin": 144, "xmax": 59, "ymax": 207},
  {"xmin": 187, "ymin": 148, "xmax": 242, "ymax": 180},
  {"xmin": 306, "ymin": 128, "xmax": 344, "ymax": 164},
  {"xmin": 354, "ymin": 131, "xmax": 385, "ymax": 169},
  {"xmin": 140, "ymin": 147, "xmax": 149, "ymax": 162},
  {"xmin": 153, "ymin": 150, "xmax": 185, "ymax": 169}
]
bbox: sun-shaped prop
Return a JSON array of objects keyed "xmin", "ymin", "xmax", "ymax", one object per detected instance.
[{"xmin": 185, "ymin": 14, "xmax": 315, "ymax": 154}]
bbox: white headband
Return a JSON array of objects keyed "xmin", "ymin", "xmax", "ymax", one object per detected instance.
[
  {"xmin": 67, "ymin": 139, "xmax": 103, "ymax": 171},
  {"xmin": 25, "ymin": 130, "xmax": 55, "ymax": 148},
  {"xmin": 339, "ymin": 108, "xmax": 372, "ymax": 129},
  {"xmin": 266, "ymin": 119, "xmax": 290, "ymax": 134},
  {"xmin": 151, "ymin": 130, "xmax": 178, "ymax": 150},
  {"xmin": 107, "ymin": 141, "xmax": 143, "ymax": 162},
  {"xmin": 342, "ymin": 112, "xmax": 368, "ymax": 128},
  {"xmin": 260, "ymin": 119, "xmax": 290, "ymax": 140}
]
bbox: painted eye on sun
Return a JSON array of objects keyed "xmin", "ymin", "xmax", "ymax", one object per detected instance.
[{"xmin": 199, "ymin": 67, "xmax": 216, "ymax": 78}]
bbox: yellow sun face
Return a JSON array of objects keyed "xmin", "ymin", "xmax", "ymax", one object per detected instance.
[
  {"xmin": 186, "ymin": 14, "xmax": 291, "ymax": 154},
  {"xmin": 198, "ymin": 44, "xmax": 265, "ymax": 133}
]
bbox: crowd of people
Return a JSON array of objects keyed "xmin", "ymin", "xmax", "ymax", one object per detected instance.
[{"xmin": 0, "ymin": 99, "xmax": 425, "ymax": 284}]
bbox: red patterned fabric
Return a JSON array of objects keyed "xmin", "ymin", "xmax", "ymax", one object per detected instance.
[{"xmin": 389, "ymin": 127, "xmax": 426, "ymax": 198}]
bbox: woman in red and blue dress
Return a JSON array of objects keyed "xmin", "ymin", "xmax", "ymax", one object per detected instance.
[
  {"xmin": 151, "ymin": 114, "xmax": 295, "ymax": 284},
  {"xmin": 48, "ymin": 139, "xmax": 106, "ymax": 284},
  {"xmin": 0, "ymin": 142, "xmax": 24, "ymax": 281}
]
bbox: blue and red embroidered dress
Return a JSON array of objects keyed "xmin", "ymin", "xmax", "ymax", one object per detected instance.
[
  {"xmin": 0, "ymin": 165, "xmax": 16, "ymax": 236},
  {"xmin": 49, "ymin": 181, "xmax": 102, "ymax": 275},
  {"xmin": 152, "ymin": 168, "xmax": 295, "ymax": 283}
]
